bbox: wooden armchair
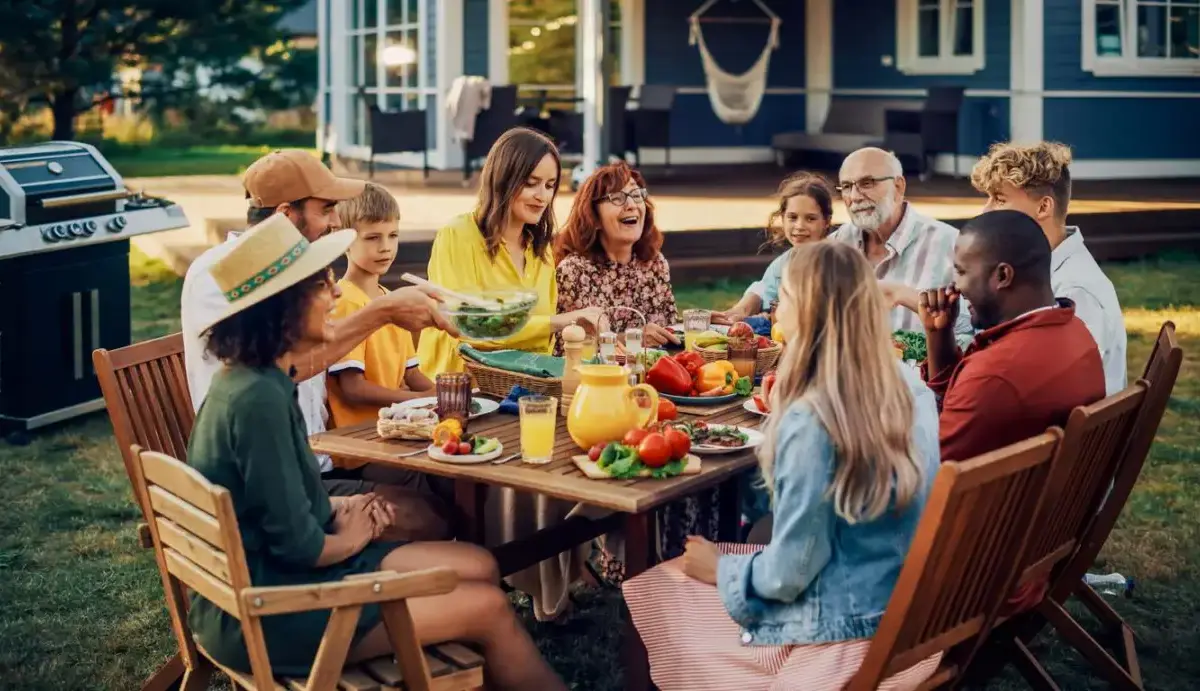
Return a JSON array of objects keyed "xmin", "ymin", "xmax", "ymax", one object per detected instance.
[
  {"xmin": 130, "ymin": 445, "xmax": 485, "ymax": 691},
  {"xmin": 843, "ymin": 431, "xmax": 1065, "ymax": 690}
]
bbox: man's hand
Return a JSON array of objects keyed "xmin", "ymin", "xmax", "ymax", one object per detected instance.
[
  {"xmin": 880, "ymin": 281, "xmax": 920, "ymax": 313},
  {"xmin": 643, "ymin": 322, "xmax": 681, "ymax": 348},
  {"xmin": 680, "ymin": 535, "xmax": 720, "ymax": 585},
  {"xmin": 917, "ymin": 285, "xmax": 961, "ymax": 333},
  {"xmin": 709, "ymin": 310, "xmax": 741, "ymax": 326},
  {"xmin": 377, "ymin": 285, "xmax": 460, "ymax": 337}
]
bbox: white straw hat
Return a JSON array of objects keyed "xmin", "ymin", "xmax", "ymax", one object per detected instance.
[{"xmin": 196, "ymin": 213, "xmax": 355, "ymax": 334}]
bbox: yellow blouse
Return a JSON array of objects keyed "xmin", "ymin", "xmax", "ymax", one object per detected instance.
[{"xmin": 417, "ymin": 213, "xmax": 558, "ymax": 376}]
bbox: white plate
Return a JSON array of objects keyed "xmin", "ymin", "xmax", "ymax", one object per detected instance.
[
  {"xmin": 426, "ymin": 440, "xmax": 504, "ymax": 464},
  {"xmin": 391, "ymin": 397, "xmax": 498, "ymax": 420},
  {"xmin": 691, "ymin": 426, "xmax": 765, "ymax": 455},
  {"xmin": 743, "ymin": 398, "xmax": 769, "ymax": 416}
]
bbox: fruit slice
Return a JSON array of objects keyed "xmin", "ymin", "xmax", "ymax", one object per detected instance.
[
  {"xmin": 474, "ymin": 437, "xmax": 501, "ymax": 455},
  {"xmin": 432, "ymin": 419, "xmax": 463, "ymax": 446}
]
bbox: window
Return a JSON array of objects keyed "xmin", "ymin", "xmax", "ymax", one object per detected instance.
[
  {"xmin": 508, "ymin": 0, "xmax": 622, "ymax": 105},
  {"xmin": 1084, "ymin": 0, "xmax": 1200, "ymax": 75},
  {"xmin": 344, "ymin": 0, "xmax": 433, "ymax": 147},
  {"xmin": 897, "ymin": 0, "xmax": 985, "ymax": 74}
]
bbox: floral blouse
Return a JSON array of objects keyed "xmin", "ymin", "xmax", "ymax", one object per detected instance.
[{"xmin": 555, "ymin": 252, "xmax": 679, "ymax": 353}]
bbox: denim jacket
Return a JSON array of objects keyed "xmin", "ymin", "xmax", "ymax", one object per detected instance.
[{"xmin": 717, "ymin": 364, "xmax": 941, "ymax": 646}]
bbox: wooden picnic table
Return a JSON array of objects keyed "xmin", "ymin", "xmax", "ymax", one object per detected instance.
[{"xmin": 310, "ymin": 400, "xmax": 765, "ymax": 691}]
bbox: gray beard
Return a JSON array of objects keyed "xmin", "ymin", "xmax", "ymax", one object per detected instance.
[{"xmin": 850, "ymin": 194, "xmax": 897, "ymax": 232}]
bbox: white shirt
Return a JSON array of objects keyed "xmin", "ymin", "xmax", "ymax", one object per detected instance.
[
  {"xmin": 181, "ymin": 231, "xmax": 334, "ymax": 472},
  {"xmin": 1052, "ymin": 227, "xmax": 1128, "ymax": 395}
]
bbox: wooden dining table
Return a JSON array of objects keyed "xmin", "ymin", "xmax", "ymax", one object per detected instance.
[{"xmin": 310, "ymin": 399, "xmax": 766, "ymax": 691}]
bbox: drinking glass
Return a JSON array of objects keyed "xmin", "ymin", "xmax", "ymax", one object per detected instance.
[
  {"xmin": 436, "ymin": 373, "xmax": 472, "ymax": 430},
  {"xmin": 518, "ymin": 395, "xmax": 557, "ymax": 465},
  {"xmin": 728, "ymin": 341, "xmax": 759, "ymax": 380},
  {"xmin": 683, "ymin": 309, "xmax": 712, "ymax": 351}
]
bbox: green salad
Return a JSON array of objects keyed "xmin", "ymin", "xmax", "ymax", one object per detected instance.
[
  {"xmin": 597, "ymin": 442, "xmax": 688, "ymax": 479},
  {"xmin": 892, "ymin": 330, "xmax": 928, "ymax": 362},
  {"xmin": 453, "ymin": 300, "xmax": 535, "ymax": 339}
]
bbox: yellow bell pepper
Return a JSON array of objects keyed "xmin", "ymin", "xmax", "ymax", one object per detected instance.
[
  {"xmin": 696, "ymin": 360, "xmax": 738, "ymax": 395},
  {"xmin": 771, "ymin": 322, "xmax": 786, "ymax": 345}
]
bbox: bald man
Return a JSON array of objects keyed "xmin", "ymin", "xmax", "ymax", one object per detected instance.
[{"xmin": 830, "ymin": 148, "xmax": 973, "ymax": 343}]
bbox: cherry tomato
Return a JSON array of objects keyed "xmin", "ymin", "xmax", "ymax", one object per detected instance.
[
  {"xmin": 458, "ymin": 442, "xmax": 472, "ymax": 455},
  {"xmin": 657, "ymin": 398, "xmax": 678, "ymax": 421},
  {"xmin": 753, "ymin": 394, "xmax": 769, "ymax": 413},
  {"xmin": 441, "ymin": 440, "xmax": 460, "ymax": 455},
  {"xmin": 663, "ymin": 427, "xmax": 691, "ymax": 461},
  {"xmin": 587, "ymin": 443, "xmax": 606, "ymax": 462},
  {"xmin": 637, "ymin": 432, "xmax": 672, "ymax": 468},
  {"xmin": 623, "ymin": 428, "xmax": 650, "ymax": 447}
]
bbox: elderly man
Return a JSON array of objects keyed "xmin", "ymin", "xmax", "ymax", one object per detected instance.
[
  {"xmin": 830, "ymin": 147, "xmax": 973, "ymax": 343},
  {"xmin": 181, "ymin": 149, "xmax": 459, "ymax": 539}
]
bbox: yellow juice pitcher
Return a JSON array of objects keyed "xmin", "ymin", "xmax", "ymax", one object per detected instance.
[{"xmin": 567, "ymin": 364, "xmax": 659, "ymax": 450}]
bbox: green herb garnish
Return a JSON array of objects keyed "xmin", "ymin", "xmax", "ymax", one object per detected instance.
[{"xmin": 892, "ymin": 330, "xmax": 928, "ymax": 362}]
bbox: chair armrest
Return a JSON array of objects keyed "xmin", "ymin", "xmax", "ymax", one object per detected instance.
[{"xmin": 241, "ymin": 567, "xmax": 457, "ymax": 617}]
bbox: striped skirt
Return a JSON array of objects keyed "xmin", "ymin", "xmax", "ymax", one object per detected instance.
[{"xmin": 623, "ymin": 544, "xmax": 941, "ymax": 691}]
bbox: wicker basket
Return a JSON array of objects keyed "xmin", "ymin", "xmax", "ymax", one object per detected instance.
[
  {"xmin": 376, "ymin": 417, "xmax": 436, "ymax": 441},
  {"xmin": 698, "ymin": 343, "xmax": 783, "ymax": 375},
  {"xmin": 462, "ymin": 355, "xmax": 563, "ymax": 399}
]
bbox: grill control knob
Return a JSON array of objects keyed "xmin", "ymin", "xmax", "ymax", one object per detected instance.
[
  {"xmin": 53, "ymin": 224, "xmax": 72, "ymax": 241},
  {"xmin": 68, "ymin": 222, "xmax": 85, "ymax": 237},
  {"xmin": 83, "ymin": 220, "xmax": 97, "ymax": 235},
  {"xmin": 106, "ymin": 215, "xmax": 127, "ymax": 233},
  {"xmin": 41, "ymin": 226, "xmax": 59, "ymax": 243}
]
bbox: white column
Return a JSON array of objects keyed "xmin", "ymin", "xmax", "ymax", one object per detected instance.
[
  {"xmin": 488, "ymin": 0, "xmax": 509, "ymax": 83},
  {"xmin": 317, "ymin": 0, "xmax": 328, "ymax": 153},
  {"xmin": 1010, "ymin": 0, "xmax": 1044, "ymax": 143},
  {"xmin": 621, "ymin": 0, "xmax": 645, "ymax": 87},
  {"xmin": 805, "ymin": 0, "xmax": 833, "ymax": 134},
  {"xmin": 436, "ymin": 0, "xmax": 465, "ymax": 169},
  {"xmin": 580, "ymin": 0, "xmax": 606, "ymax": 175},
  {"xmin": 330, "ymin": 0, "xmax": 349, "ymax": 157}
]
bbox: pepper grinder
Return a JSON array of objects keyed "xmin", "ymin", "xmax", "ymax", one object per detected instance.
[{"xmin": 560, "ymin": 324, "xmax": 586, "ymax": 413}]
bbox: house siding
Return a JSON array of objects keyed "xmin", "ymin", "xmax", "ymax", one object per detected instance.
[
  {"xmin": 1044, "ymin": 98, "xmax": 1200, "ymax": 159},
  {"xmin": 643, "ymin": 0, "xmax": 806, "ymax": 148},
  {"xmin": 463, "ymin": 0, "xmax": 489, "ymax": 77}
]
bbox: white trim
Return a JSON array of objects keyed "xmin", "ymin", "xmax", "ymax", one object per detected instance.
[
  {"xmin": 895, "ymin": 0, "xmax": 986, "ymax": 75},
  {"xmin": 806, "ymin": 0, "xmax": 833, "ymax": 134},
  {"xmin": 1010, "ymin": 0, "xmax": 1044, "ymax": 143},
  {"xmin": 1044, "ymin": 90, "xmax": 1200, "ymax": 98},
  {"xmin": 932, "ymin": 154, "xmax": 1200, "ymax": 179},
  {"xmin": 622, "ymin": 0, "xmax": 645, "ymax": 86},
  {"xmin": 317, "ymin": 0, "xmax": 328, "ymax": 152},
  {"xmin": 1082, "ymin": 0, "xmax": 1200, "ymax": 77},
  {"xmin": 488, "ymin": 0, "xmax": 509, "ymax": 82},
  {"xmin": 632, "ymin": 146, "xmax": 776, "ymax": 165},
  {"xmin": 328, "ymin": 360, "xmax": 366, "ymax": 375},
  {"xmin": 676, "ymin": 86, "xmax": 807, "ymax": 95}
]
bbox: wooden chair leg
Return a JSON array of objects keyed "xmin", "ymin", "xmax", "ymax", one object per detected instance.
[
  {"xmin": 1010, "ymin": 638, "xmax": 1061, "ymax": 691},
  {"xmin": 1042, "ymin": 599, "xmax": 1142, "ymax": 690},
  {"xmin": 1075, "ymin": 581, "xmax": 1129, "ymax": 632},
  {"xmin": 179, "ymin": 656, "xmax": 214, "ymax": 691},
  {"xmin": 1121, "ymin": 623, "xmax": 1143, "ymax": 687},
  {"xmin": 140, "ymin": 652, "xmax": 185, "ymax": 691}
]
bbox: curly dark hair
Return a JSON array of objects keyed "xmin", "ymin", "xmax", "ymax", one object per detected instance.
[{"xmin": 204, "ymin": 266, "xmax": 333, "ymax": 368}]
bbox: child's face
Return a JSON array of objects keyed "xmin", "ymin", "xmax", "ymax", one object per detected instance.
[
  {"xmin": 348, "ymin": 219, "xmax": 401, "ymax": 276},
  {"xmin": 782, "ymin": 194, "xmax": 830, "ymax": 248}
]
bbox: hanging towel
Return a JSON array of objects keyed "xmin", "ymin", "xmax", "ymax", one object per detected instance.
[
  {"xmin": 688, "ymin": 17, "xmax": 781, "ymax": 126},
  {"xmin": 445, "ymin": 75, "xmax": 492, "ymax": 143}
]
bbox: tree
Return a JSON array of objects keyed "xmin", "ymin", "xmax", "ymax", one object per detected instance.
[{"xmin": 0, "ymin": 0, "xmax": 310, "ymax": 141}]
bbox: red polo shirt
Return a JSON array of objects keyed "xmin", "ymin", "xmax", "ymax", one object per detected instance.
[{"xmin": 925, "ymin": 300, "xmax": 1106, "ymax": 463}]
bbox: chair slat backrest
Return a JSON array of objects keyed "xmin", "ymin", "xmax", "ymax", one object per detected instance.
[
  {"xmin": 1020, "ymin": 383, "xmax": 1148, "ymax": 582},
  {"xmin": 1052, "ymin": 322, "xmax": 1183, "ymax": 598},
  {"xmin": 93, "ymin": 333, "xmax": 195, "ymax": 517},
  {"xmin": 130, "ymin": 445, "xmax": 276, "ymax": 690},
  {"xmin": 846, "ymin": 431, "xmax": 1064, "ymax": 689}
]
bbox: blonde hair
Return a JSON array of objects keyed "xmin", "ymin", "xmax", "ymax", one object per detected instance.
[
  {"xmin": 758, "ymin": 242, "xmax": 924, "ymax": 523},
  {"xmin": 970, "ymin": 141, "xmax": 1073, "ymax": 219},
  {"xmin": 336, "ymin": 182, "xmax": 400, "ymax": 231}
]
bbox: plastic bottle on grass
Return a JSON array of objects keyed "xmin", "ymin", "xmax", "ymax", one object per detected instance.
[{"xmin": 1084, "ymin": 572, "xmax": 1134, "ymax": 598}]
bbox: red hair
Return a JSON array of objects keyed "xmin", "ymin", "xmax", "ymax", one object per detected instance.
[{"xmin": 554, "ymin": 161, "xmax": 663, "ymax": 264}]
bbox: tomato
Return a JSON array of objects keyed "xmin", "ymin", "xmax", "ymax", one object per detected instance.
[
  {"xmin": 663, "ymin": 427, "xmax": 691, "ymax": 461},
  {"xmin": 458, "ymin": 442, "xmax": 472, "ymax": 455},
  {"xmin": 587, "ymin": 443, "xmax": 606, "ymax": 462},
  {"xmin": 752, "ymin": 394, "xmax": 769, "ymax": 413},
  {"xmin": 623, "ymin": 428, "xmax": 650, "ymax": 447},
  {"xmin": 657, "ymin": 398, "xmax": 678, "ymax": 421},
  {"xmin": 441, "ymin": 440, "xmax": 460, "ymax": 455},
  {"xmin": 637, "ymin": 432, "xmax": 672, "ymax": 468}
]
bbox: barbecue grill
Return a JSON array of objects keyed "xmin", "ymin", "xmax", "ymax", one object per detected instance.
[{"xmin": 0, "ymin": 141, "xmax": 189, "ymax": 439}]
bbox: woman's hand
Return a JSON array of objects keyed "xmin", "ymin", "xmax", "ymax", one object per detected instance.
[
  {"xmin": 643, "ymin": 322, "xmax": 680, "ymax": 347},
  {"xmin": 681, "ymin": 535, "xmax": 720, "ymax": 585}
]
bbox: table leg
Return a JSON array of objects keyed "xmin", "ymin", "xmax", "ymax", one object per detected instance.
[
  {"xmin": 717, "ymin": 475, "xmax": 743, "ymax": 543},
  {"xmin": 622, "ymin": 511, "xmax": 658, "ymax": 691},
  {"xmin": 453, "ymin": 480, "xmax": 487, "ymax": 544}
]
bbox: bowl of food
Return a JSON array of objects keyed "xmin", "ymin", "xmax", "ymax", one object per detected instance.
[{"xmin": 441, "ymin": 290, "xmax": 539, "ymax": 341}]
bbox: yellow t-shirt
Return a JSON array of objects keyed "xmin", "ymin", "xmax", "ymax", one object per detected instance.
[
  {"xmin": 327, "ymin": 279, "xmax": 421, "ymax": 430},
  {"xmin": 416, "ymin": 212, "xmax": 557, "ymax": 376}
]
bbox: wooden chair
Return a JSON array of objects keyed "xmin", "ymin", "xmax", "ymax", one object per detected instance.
[
  {"xmin": 983, "ymin": 322, "xmax": 1183, "ymax": 689},
  {"xmin": 843, "ymin": 431, "xmax": 1065, "ymax": 690},
  {"xmin": 130, "ymin": 445, "xmax": 485, "ymax": 691}
]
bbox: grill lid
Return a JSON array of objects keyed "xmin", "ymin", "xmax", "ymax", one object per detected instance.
[{"xmin": 0, "ymin": 141, "xmax": 128, "ymax": 226}]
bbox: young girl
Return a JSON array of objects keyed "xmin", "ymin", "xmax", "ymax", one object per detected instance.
[
  {"xmin": 623, "ymin": 242, "xmax": 942, "ymax": 690},
  {"xmin": 715, "ymin": 172, "xmax": 835, "ymax": 324}
]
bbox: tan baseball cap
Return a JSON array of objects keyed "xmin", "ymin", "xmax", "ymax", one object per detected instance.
[{"xmin": 242, "ymin": 149, "xmax": 366, "ymax": 208}]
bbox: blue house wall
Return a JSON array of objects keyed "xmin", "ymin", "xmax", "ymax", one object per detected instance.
[
  {"xmin": 1042, "ymin": 0, "xmax": 1200, "ymax": 161},
  {"xmin": 642, "ymin": 0, "xmax": 805, "ymax": 150},
  {"xmin": 464, "ymin": 0, "xmax": 489, "ymax": 77}
]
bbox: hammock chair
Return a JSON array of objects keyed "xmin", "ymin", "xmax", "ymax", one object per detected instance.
[{"xmin": 688, "ymin": 0, "xmax": 781, "ymax": 126}]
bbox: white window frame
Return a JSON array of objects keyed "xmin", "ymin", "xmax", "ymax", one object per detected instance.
[
  {"xmin": 1082, "ymin": 0, "xmax": 1200, "ymax": 76},
  {"xmin": 896, "ymin": 0, "xmax": 986, "ymax": 75}
]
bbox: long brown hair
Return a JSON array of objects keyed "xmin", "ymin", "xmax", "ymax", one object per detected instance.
[
  {"xmin": 759, "ymin": 242, "xmax": 923, "ymax": 524},
  {"xmin": 554, "ymin": 161, "xmax": 663, "ymax": 263},
  {"xmin": 764, "ymin": 172, "xmax": 835, "ymax": 248},
  {"xmin": 474, "ymin": 127, "xmax": 561, "ymax": 261}
]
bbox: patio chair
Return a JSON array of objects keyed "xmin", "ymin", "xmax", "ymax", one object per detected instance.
[
  {"xmin": 129, "ymin": 445, "xmax": 486, "ymax": 691},
  {"xmin": 980, "ymin": 322, "xmax": 1182, "ymax": 689},
  {"xmin": 966, "ymin": 380, "xmax": 1152, "ymax": 689},
  {"xmin": 843, "ymin": 430, "xmax": 1064, "ymax": 690},
  {"xmin": 359, "ymin": 87, "xmax": 430, "ymax": 180}
]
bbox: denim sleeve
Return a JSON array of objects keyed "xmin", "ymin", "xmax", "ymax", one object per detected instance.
[
  {"xmin": 754, "ymin": 252, "xmax": 790, "ymax": 310},
  {"xmin": 717, "ymin": 407, "xmax": 833, "ymax": 625}
]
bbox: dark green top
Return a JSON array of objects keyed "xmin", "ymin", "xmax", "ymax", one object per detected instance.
[{"xmin": 186, "ymin": 365, "xmax": 396, "ymax": 675}]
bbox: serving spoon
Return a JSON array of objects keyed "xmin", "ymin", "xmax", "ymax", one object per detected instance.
[{"xmin": 400, "ymin": 273, "xmax": 505, "ymax": 311}]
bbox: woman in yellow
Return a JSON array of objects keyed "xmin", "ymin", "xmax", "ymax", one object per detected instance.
[{"xmin": 417, "ymin": 127, "xmax": 603, "ymax": 376}]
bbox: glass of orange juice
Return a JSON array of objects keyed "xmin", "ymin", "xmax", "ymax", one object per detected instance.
[{"xmin": 519, "ymin": 395, "xmax": 557, "ymax": 464}]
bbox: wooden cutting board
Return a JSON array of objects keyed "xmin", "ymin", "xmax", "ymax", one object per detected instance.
[{"xmin": 572, "ymin": 453, "xmax": 701, "ymax": 479}]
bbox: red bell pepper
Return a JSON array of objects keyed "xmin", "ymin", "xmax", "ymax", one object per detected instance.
[
  {"xmin": 647, "ymin": 356, "xmax": 693, "ymax": 396},
  {"xmin": 673, "ymin": 351, "xmax": 705, "ymax": 378}
]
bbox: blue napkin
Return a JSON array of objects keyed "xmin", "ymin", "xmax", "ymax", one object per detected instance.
[
  {"xmin": 744, "ymin": 316, "xmax": 773, "ymax": 337},
  {"xmin": 498, "ymin": 385, "xmax": 534, "ymax": 415}
]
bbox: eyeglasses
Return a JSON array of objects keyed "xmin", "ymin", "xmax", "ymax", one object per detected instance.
[
  {"xmin": 835, "ymin": 176, "xmax": 896, "ymax": 195},
  {"xmin": 599, "ymin": 187, "xmax": 648, "ymax": 207}
]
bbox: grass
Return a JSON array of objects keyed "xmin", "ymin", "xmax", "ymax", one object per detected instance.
[
  {"xmin": 0, "ymin": 250, "xmax": 1197, "ymax": 690},
  {"xmin": 103, "ymin": 145, "xmax": 317, "ymax": 179}
]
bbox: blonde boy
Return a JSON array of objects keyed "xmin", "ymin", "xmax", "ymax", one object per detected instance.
[
  {"xmin": 971, "ymin": 141, "xmax": 1127, "ymax": 395},
  {"xmin": 328, "ymin": 183, "xmax": 434, "ymax": 429}
]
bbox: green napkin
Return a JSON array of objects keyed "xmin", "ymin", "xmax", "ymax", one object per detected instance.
[{"xmin": 459, "ymin": 344, "xmax": 565, "ymax": 378}]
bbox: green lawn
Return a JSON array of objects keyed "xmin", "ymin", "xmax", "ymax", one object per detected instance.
[
  {"xmin": 0, "ymin": 251, "xmax": 1196, "ymax": 690},
  {"xmin": 104, "ymin": 145, "xmax": 317, "ymax": 179}
]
